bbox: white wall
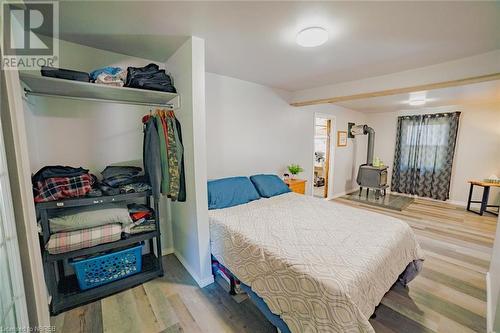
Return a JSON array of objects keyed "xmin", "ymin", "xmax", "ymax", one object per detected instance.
[
  {"xmin": 206, "ymin": 73, "xmax": 310, "ymax": 181},
  {"xmin": 167, "ymin": 37, "xmax": 213, "ymax": 287},
  {"xmin": 22, "ymin": 39, "xmax": 175, "ymax": 252},
  {"xmin": 306, "ymin": 104, "xmax": 368, "ymax": 197},
  {"xmin": 206, "ymin": 72, "xmax": 367, "ymax": 198},
  {"xmin": 365, "ymin": 103, "xmax": 500, "ymax": 204}
]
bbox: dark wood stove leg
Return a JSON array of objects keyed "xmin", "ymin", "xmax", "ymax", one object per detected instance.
[{"xmin": 359, "ymin": 187, "xmax": 362, "ymax": 196}]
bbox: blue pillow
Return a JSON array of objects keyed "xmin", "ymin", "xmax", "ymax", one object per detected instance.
[
  {"xmin": 250, "ymin": 174, "xmax": 291, "ymax": 198},
  {"xmin": 207, "ymin": 177, "xmax": 260, "ymax": 210}
]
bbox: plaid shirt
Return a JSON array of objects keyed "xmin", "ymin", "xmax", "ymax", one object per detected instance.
[{"xmin": 34, "ymin": 174, "xmax": 94, "ymax": 203}]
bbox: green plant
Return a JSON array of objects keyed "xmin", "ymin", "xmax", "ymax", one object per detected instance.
[{"xmin": 287, "ymin": 164, "xmax": 304, "ymax": 175}]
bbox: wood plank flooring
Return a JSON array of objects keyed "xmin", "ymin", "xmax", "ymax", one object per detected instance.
[
  {"xmin": 336, "ymin": 197, "xmax": 496, "ymax": 333},
  {"xmin": 52, "ymin": 198, "xmax": 497, "ymax": 333}
]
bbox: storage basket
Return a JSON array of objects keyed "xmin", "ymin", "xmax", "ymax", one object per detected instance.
[{"xmin": 70, "ymin": 244, "xmax": 143, "ymax": 290}]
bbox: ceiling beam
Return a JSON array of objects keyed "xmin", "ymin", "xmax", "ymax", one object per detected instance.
[{"xmin": 290, "ymin": 72, "xmax": 500, "ymax": 107}]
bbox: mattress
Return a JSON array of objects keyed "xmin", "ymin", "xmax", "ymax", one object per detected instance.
[
  {"xmin": 209, "ymin": 192, "xmax": 424, "ymax": 333},
  {"xmin": 46, "ymin": 223, "xmax": 122, "ymax": 254}
]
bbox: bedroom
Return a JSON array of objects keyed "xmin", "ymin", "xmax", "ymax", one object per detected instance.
[{"xmin": 0, "ymin": 1, "xmax": 499, "ymax": 333}]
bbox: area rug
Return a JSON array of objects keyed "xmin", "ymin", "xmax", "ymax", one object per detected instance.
[{"xmin": 341, "ymin": 190, "xmax": 414, "ymax": 211}]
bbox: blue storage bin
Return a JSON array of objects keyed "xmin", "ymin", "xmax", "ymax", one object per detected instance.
[{"xmin": 70, "ymin": 244, "xmax": 143, "ymax": 290}]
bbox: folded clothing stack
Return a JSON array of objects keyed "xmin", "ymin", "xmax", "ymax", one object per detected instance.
[
  {"xmin": 99, "ymin": 166, "xmax": 151, "ymax": 196},
  {"xmin": 125, "ymin": 63, "xmax": 176, "ymax": 93},
  {"xmin": 45, "ymin": 203, "xmax": 133, "ymax": 254},
  {"xmin": 89, "ymin": 66, "xmax": 127, "ymax": 87},
  {"xmin": 126, "ymin": 203, "xmax": 156, "ymax": 234},
  {"xmin": 41, "ymin": 66, "xmax": 90, "ymax": 82},
  {"xmin": 33, "ymin": 166, "xmax": 95, "ymax": 203},
  {"xmin": 43, "ymin": 199, "xmax": 158, "ymax": 254}
]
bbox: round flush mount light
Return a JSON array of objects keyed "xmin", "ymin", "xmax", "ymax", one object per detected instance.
[
  {"xmin": 296, "ymin": 27, "xmax": 328, "ymax": 47},
  {"xmin": 408, "ymin": 91, "xmax": 427, "ymax": 106},
  {"xmin": 408, "ymin": 99, "xmax": 426, "ymax": 106}
]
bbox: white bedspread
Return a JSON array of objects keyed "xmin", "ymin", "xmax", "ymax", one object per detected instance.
[{"xmin": 209, "ymin": 193, "xmax": 424, "ymax": 333}]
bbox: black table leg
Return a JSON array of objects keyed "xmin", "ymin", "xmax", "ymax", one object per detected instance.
[
  {"xmin": 480, "ymin": 186, "xmax": 490, "ymax": 216},
  {"xmin": 466, "ymin": 184, "xmax": 474, "ymax": 211}
]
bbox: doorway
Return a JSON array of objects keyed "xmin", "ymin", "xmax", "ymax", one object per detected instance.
[{"xmin": 313, "ymin": 116, "xmax": 333, "ymax": 198}]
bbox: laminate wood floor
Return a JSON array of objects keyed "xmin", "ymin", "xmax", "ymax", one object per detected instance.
[{"xmin": 52, "ymin": 198, "xmax": 497, "ymax": 333}]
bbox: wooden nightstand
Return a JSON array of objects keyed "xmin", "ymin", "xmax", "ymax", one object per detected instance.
[{"xmin": 284, "ymin": 179, "xmax": 306, "ymax": 194}]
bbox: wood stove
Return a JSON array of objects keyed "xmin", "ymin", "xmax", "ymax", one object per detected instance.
[{"xmin": 350, "ymin": 124, "xmax": 388, "ymax": 199}]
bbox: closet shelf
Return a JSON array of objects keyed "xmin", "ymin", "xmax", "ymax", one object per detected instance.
[
  {"xmin": 53, "ymin": 253, "xmax": 162, "ymax": 315},
  {"xmin": 35, "ymin": 190, "xmax": 152, "ymax": 209},
  {"xmin": 20, "ymin": 72, "xmax": 178, "ymax": 107},
  {"xmin": 44, "ymin": 230, "xmax": 160, "ymax": 262}
]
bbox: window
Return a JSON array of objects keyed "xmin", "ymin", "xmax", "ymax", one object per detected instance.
[{"xmin": 391, "ymin": 112, "xmax": 460, "ymax": 201}]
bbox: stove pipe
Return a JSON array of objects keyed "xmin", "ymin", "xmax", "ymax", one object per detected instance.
[
  {"xmin": 350, "ymin": 124, "xmax": 376, "ymax": 165},
  {"xmin": 365, "ymin": 125, "xmax": 375, "ymax": 165}
]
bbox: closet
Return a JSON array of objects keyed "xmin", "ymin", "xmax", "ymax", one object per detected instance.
[
  {"xmin": 4, "ymin": 37, "xmax": 212, "ymax": 320},
  {"xmin": 21, "ymin": 69, "xmax": 179, "ymax": 314}
]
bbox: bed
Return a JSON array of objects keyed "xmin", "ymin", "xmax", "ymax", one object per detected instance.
[{"xmin": 209, "ymin": 191, "xmax": 424, "ymax": 333}]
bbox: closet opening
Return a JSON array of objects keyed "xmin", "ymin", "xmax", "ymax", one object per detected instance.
[{"xmin": 313, "ymin": 116, "xmax": 333, "ymax": 198}]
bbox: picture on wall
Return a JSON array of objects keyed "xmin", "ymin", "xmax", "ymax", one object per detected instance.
[{"xmin": 337, "ymin": 131, "xmax": 347, "ymax": 147}]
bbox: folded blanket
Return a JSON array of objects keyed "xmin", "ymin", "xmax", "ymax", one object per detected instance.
[
  {"xmin": 46, "ymin": 223, "xmax": 122, "ymax": 254},
  {"xmin": 49, "ymin": 203, "xmax": 132, "ymax": 232}
]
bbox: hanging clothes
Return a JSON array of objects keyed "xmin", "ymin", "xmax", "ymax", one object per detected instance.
[
  {"xmin": 143, "ymin": 116, "xmax": 162, "ymax": 198},
  {"xmin": 174, "ymin": 116, "xmax": 186, "ymax": 202},
  {"xmin": 142, "ymin": 109, "xmax": 186, "ymax": 202},
  {"xmin": 156, "ymin": 114, "xmax": 170, "ymax": 194},
  {"xmin": 165, "ymin": 115, "xmax": 180, "ymax": 200}
]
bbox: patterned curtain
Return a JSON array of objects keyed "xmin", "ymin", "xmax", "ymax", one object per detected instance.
[{"xmin": 391, "ymin": 112, "xmax": 461, "ymax": 201}]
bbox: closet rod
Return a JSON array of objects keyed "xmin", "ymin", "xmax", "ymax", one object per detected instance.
[{"xmin": 24, "ymin": 90, "xmax": 173, "ymax": 108}]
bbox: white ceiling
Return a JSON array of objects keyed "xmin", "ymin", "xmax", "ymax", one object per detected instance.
[
  {"xmin": 336, "ymin": 80, "xmax": 500, "ymax": 113},
  {"xmin": 55, "ymin": 1, "xmax": 500, "ymax": 91}
]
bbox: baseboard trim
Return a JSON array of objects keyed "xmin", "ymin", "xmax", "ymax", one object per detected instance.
[
  {"xmin": 162, "ymin": 247, "xmax": 174, "ymax": 255},
  {"xmin": 329, "ymin": 189, "xmax": 469, "ymax": 210},
  {"xmin": 329, "ymin": 188, "xmax": 357, "ymax": 200},
  {"xmin": 384, "ymin": 190, "xmax": 467, "ymax": 207},
  {"xmin": 174, "ymin": 250, "xmax": 214, "ymax": 288},
  {"xmin": 487, "ymin": 272, "xmax": 493, "ymax": 333},
  {"xmin": 446, "ymin": 199, "xmax": 467, "ymax": 207}
]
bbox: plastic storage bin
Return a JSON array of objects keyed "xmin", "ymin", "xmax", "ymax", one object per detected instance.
[{"xmin": 70, "ymin": 244, "xmax": 143, "ymax": 290}]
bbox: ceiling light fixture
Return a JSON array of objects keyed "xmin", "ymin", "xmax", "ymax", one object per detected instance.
[
  {"xmin": 408, "ymin": 91, "xmax": 427, "ymax": 106},
  {"xmin": 408, "ymin": 99, "xmax": 426, "ymax": 106},
  {"xmin": 296, "ymin": 27, "xmax": 328, "ymax": 47}
]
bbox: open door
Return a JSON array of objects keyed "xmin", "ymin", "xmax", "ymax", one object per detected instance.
[
  {"xmin": 1, "ymin": 68, "xmax": 50, "ymax": 327},
  {"xmin": 313, "ymin": 117, "xmax": 332, "ymax": 198},
  {"xmin": 0, "ymin": 105, "xmax": 29, "ymax": 329}
]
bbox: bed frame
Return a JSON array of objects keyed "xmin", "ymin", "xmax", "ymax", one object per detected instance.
[
  {"xmin": 212, "ymin": 257, "xmax": 291, "ymax": 333},
  {"xmin": 210, "ymin": 257, "xmax": 424, "ymax": 331}
]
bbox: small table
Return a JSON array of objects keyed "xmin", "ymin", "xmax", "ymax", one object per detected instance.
[
  {"xmin": 466, "ymin": 180, "xmax": 500, "ymax": 216},
  {"xmin": 284, "ymin": 178, "xmax": 306, "ymax": 195}
]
